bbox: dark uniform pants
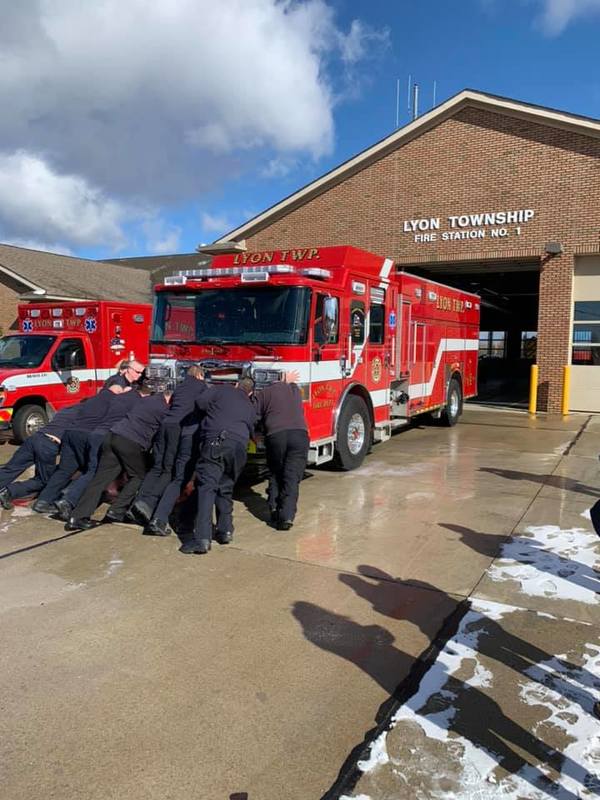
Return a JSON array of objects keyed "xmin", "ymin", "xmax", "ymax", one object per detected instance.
[
  {"xmin": 591, "ymin": 499, "xmax": 600, "ymax": 537},
  {"xmin": 0, "ymin": 433, "xmax": 59, "ymax": 499},
  {"xmin": 153, "ymin": 428, "xmax": 198, "ymax": 525},
  {"xmin": 193, "ymin": 437, "xmax": 247, "ymax": 541},
  {"xmin": 266, "ymin": 429, "xmax": 309, "ymax": 523},
  {"xmin": 135, "ymin": 423, "xmax": 182, "ymax": 516},
  {"xmin": 37, "ymin": 430, "xmax": 104, "ymax": 505},
  {"xmin": 73, "ymin": 433, "xmax": 148, "ymax": 519}
]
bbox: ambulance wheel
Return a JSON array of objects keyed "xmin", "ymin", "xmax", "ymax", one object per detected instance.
[
  {"xmin": 441, "ymin": 379, "xmax": 462, "ymax": 427},
  {"xmin": 334, "ymin": 396, "xmax": 371, "ymax": 470},
  {"xmin": 13, "ymin": 404, "xmax": 48, "ymax": 442}
]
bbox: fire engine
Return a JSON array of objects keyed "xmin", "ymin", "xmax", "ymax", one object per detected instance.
[
  {"xmin": 148, "ymin": 245, "xmax": 480, "ymax": 469},
  {"xmin": 0, "ymin": 301, "xmax": 151, "ymax": 441}
]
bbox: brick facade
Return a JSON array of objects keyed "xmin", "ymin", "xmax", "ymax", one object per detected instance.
[
  {"xmin": 243, "ymin": 106, "xmax": 600, "ymax": 412},
  {"xmin": 0, "ymin": 281, "xmax": 21, "ymax": 335}
]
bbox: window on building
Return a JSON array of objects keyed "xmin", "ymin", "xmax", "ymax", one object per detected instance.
[
  {"xmin": 572, "ymin": 302, "xmax": 600, "ymax": 365},
  {"xmin": 521, "ymin": 331, "xmax": 537, "ymax": 359},
  {"xmin": 478, "ymin": 331, "xmax": 506, "ymax": 359}
]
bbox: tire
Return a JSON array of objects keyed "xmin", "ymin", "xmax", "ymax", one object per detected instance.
[
  {"xmin": 333, "ymin": 395, "xmax": 371, "ymax": 470},
  {"xmin": 12, "ymin": 404, "xmax": 48, "ymax": 442},
  {"xmin": 441, "ymin": 378, "xmax": 462, "ymax": 427}
]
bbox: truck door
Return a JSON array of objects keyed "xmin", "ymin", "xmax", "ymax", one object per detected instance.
[
  {"xmin": 397, "ymin": 297, "xmax": 411, "ymax": 379},
  {"xmin": 310, "ymin": 291, "xmax": 342, "ymax": 440},
  {"xmin": 50, "ymin": 336, "xmax": 96, "ymax": 408},
  {"xmin": 410, "ymin": 321, "xmax": 427, "ymax": 398},
  {"xmin": 367, "ymin": 286, "xmax": 386, "ymax": 394}
]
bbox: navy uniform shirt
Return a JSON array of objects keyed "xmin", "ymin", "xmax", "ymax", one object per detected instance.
[
  {"xmin": 254, "ymin": 381, "xmax": 307, "ymax": 437},
  {"xmin": 195, "ymin": 384, "xmax": 257, "ymax": 446},
  {"xmin": 111, "ymin": 393, "xmax": 170, "ymax": 450},
  {"xmin": 42, "ymin": 405, "xmax": 82, "ymax": 440},
  {"xmin": 103, "ymin": 372, "xmax": 131, "ymax": 389},
  {"xmin": 163, "ymin": 375, "xmax": 208, "ymax": 424},
  {"xmin": 93, "ymin": 390, "xmax": 143, "ymax": 435}
]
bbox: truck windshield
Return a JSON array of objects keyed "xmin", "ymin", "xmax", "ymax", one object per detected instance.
[
  {"xmin": 152, "ymin": 287, "xmax": 310, "ymax": 345},
  {"xmin": 0, "ymin": 335, "xmax": 56, "ymax": 368}
]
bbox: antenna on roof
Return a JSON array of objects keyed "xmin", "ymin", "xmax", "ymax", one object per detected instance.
[
  {"xmin": 396, "ymin": 78, "xmax": 400, "ymax": 129},
  {"xmin": 412, "ymin": 83, "xmax": 419, "ymax": 120},
  {"xmin": 433, "ymin": 80, "xmax": 437, "ymax": 108},
  {"xmin": 407, "ymin": 74, "xmax": 412, "ymax": 118}
]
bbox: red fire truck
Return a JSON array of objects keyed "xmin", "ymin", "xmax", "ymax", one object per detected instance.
[
  {"xmin": 0, "ymin": 301, "xmax": 151, "ymax": 441},
  {"xmin": 148, "ymin": 245, "xmax": 479, "ymax": 469}
]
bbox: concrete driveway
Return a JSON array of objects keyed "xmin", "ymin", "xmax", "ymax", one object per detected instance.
[{"xmin": 1, "ymin": 407, "xmax": 599, "ymax": 799}]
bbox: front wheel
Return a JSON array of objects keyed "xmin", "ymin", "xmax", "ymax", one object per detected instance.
[
  {"xmin": 333, "ymin": 395, "xmax": 371, "ymax": 470},
  {"xmin": 440, "ymin": 378, "xmax": 462, "ymax": 427},
  {"xmin": 12, "ymin": 404, "xmax": 48, "ymax": 442}
]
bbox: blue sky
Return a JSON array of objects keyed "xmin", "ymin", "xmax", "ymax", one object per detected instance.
[{"xmin": 1, "ymin": 0, "xmax": 599, "ymax": 260}]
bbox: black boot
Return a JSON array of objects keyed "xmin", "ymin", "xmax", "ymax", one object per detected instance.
[
  {"xmin": 64, "ymin": 516, "xmax": 95, "ymax": 531},
  {"xmin": 0, "ymin": 486, "xmax": 13, "ymax": 510},
  {"xmin": 179, "ymin": 538, "xmax": 211, "ymax": 554},
  {"xmin": 215, "ymin": 530, "xmax": 233, "ymax": 544},
  {"xmin": 32, "ymin": 499, "xmax": 57, "ymax": 514},
  {"xmin": 102, "ymin": 510, "xmax": 125, "ymax": 524},
  {"xmin": 277, "ymin": 519, "xmax": 293, "ymax": 531},
  {"xmin": 54, "ymin": 497, "xmax": 74, "ymax": 521},
  {"xmin": 144, "ymin": 518, "xmax": 171, "ymax": 537}
]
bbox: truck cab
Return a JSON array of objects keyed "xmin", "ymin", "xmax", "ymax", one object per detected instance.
[{"xmin": 0, "ymin": 301, "xmax": 151, "ymax": 441}]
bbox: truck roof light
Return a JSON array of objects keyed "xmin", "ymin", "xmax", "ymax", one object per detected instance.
[
  {"xmin": 300, "ymin": 268, "xmax": 331, "ymax": 280},
  {"xmin": 428, "ymin": 291, "xmax": 437, "ymax": 301},
  {"xmin": 164, "ymin": 275, "xmax": 188, "ymax": 286},
  {"xmin": 51, "ymin": 308, "xmax": 63, "ymax": 317},
  {"xmin": 30, "ymin": 309, "xmax": 41, "ymax": 318},
  {"xmin": 174, "ymin": 264, "xmax": 295, "ymax": 279},
  {"xmin": 241, "ymin": 271, "xmax": 269, "ymax": 282},
  {"xmin": 75, "ymin": 307, "xmax": 87, "ymax": 316}
]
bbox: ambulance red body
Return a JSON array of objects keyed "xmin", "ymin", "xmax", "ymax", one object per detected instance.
[
  {"xmin": 148, "ymin": 245, "xmax": 480, "ymax": 469},
  {"xmin": 0, "ymin": 301, "xmax": 151, "ymax": 441}
]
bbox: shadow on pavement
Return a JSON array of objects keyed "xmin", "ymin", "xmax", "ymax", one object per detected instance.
[
  {"xmin": 293, "ymin": 566, "xmax": 600, "ymax": 798},
  {"xmin": 480, "ymin": 467, "xmax": 600, "ymax": 498}
]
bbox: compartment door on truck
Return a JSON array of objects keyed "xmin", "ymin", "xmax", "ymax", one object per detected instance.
[
  {"xmin": 410, "ymin": 319, "xmax": 428, "ymax": 399},
  {"xmin": 366, "ymin": 285, "xmax": 387, "ymax": 401},
  {"xmin": 396, "ymin": 296, "xmax": 412, "ymax": 379},
  {"xmin": 310, "ymin": 291, "xmax": 342, "ymax": 440},
  {"xmin": 50, "ymin": 337, "xmax": 97, "ymax": 407}
]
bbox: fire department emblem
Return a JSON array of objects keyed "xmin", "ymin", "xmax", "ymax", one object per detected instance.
[
  {"xmin": 22, "ymin": 319, "xmax": 33, "ymax": 332},
  {"xmin": 371, "ymin": 357, "xmax": 383, "ymax": 383},
  {"xmin": 84, "ymin": 317, "xmax": 97, "ymax": 333},
  {"xmin": 66, "ymin": 376, "xmax": 80, "ymax": 394}
]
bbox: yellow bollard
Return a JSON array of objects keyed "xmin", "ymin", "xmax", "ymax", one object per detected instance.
[
  {"xmin": 529, "ymin": 364, "xmax": 538, "ymax": 415},
  {"xmin": 562, "ymin": 365, "xmax": 571, "ymax": 416}
]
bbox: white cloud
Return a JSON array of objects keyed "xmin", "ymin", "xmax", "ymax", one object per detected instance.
[
  {"xmin": 141, "ymin": 217, "xmax": 182, "ymax": 255},
  {"xmin": 200, "ymin": 212, "xmax": 235, "ymax": 235},
  {"xmin": 0, "ymin": 1, "xmax": 386, "ymax": 251},
  {"xmin": 536, "ymin": 0, "xmax": 600, "ymax": 34},
  {"xmin": 0, "ymin": 237, "xmax": 73, "ymax": 257},
  {"xmin": 0, "ymin": 152, "xmax": 126, "ymax": 249}
]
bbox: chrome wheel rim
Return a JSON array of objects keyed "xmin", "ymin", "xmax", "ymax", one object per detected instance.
[
  {"xmin": 448, "ymin": 389, "xmax": 460, "ymax": 418},
  {"xmin": 25, "ymin": 412, "xmax": 46, "ymax": 436},
  {"xmin": 347, "ymin": 413, "xmax": 366, "ymax": 455}
]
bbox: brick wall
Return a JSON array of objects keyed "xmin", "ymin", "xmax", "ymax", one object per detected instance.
[
  {"xmin": 0, "ymin": 281, "xmax": 20, "ymax": 334},
  {"xmin": 245, "ymin": 106, "xmax": 600, "ymax": 411}
]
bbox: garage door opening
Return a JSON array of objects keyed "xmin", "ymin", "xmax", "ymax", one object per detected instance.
[{"xmin": 416, "ymin": 261, "xmax": 540, "ymax": 406}]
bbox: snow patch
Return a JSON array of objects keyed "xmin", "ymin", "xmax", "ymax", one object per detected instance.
[
  {"xmin": 357, "ymin": 735, "xmax": 389, "ymax": 772},
  {"xmin": 487, "ymin": 525, "xmax": 600, "ymax": 604}
]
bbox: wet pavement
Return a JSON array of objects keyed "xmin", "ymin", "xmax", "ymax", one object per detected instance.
[{"xmin": 1, "ymin": 407, "xmax": 600, "ymax": 799}]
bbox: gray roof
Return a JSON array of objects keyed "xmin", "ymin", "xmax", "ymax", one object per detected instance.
[
  {"xmin": 0, "ymin": 243, "xmax": 152, "ymax": 304},
  {"xmin": 102, "ymin": 252, "xmax": 211, "ymax": 286}
]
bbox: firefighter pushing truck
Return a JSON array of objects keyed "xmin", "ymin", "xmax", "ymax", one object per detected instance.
[
  {"xmin": 0, "ymin": 301, "xmax": 151, "ymax": 441},
  {"xmin": 148, "ymin": 245, "xmax": 479, "ymax": 469}
]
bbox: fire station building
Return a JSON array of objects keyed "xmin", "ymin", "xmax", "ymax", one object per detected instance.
[{"xmin": 217, "ymin": 90, "xmax": 600, "ymax": 413}]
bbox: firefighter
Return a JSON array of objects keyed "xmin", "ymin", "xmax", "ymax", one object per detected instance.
[
  {"xmin": 129, "ymin": 365, "xmax": 207, "ymax": 524},
  {"xmin": 0, "ymin": 405, "xmax": 80, "ymax": 509},
  {"xmin": 142, "ymin": 417, "xmax": 201, "ymax": 536},
  {"xmin": 65, "ymin": 384, "xmax": 172, "ymax": 530},
  {"xmin": 181, "ymin": 377, "xmax": 257, "ymax": 555},
  {"xmin": 103, "ymin": 359, "xmax": 145, "ymax": 389},
  {"xmin": 254, "ymin": 371, "xmax": 309, "ymax": 530},
  {"xmin": 32, "ymin": 385, "xmax": 140, "ymax": 515}
]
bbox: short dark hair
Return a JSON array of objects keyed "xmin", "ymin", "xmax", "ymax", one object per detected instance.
[{"xmin": 238, "ymin": 376, "xmax": 255, "ymax": 395}]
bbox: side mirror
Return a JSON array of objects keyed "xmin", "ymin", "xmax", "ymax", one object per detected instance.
[{"xmin": 322, "ymin": 296, "xmax": 338, "ymax": 342}]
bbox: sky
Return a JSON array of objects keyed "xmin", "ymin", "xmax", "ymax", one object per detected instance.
[{"xmin": 1, "ymin": 0, "xmax": 600, "ymax": 260}]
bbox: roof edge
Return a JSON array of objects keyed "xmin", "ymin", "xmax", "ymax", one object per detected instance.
[
  {"xmin": 216, "ymin": 88, "xmax": 600, "ymax": 243},
  {"xmin": 0, "ymin": 263, "xmax": 45, "ymax": 293}
]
